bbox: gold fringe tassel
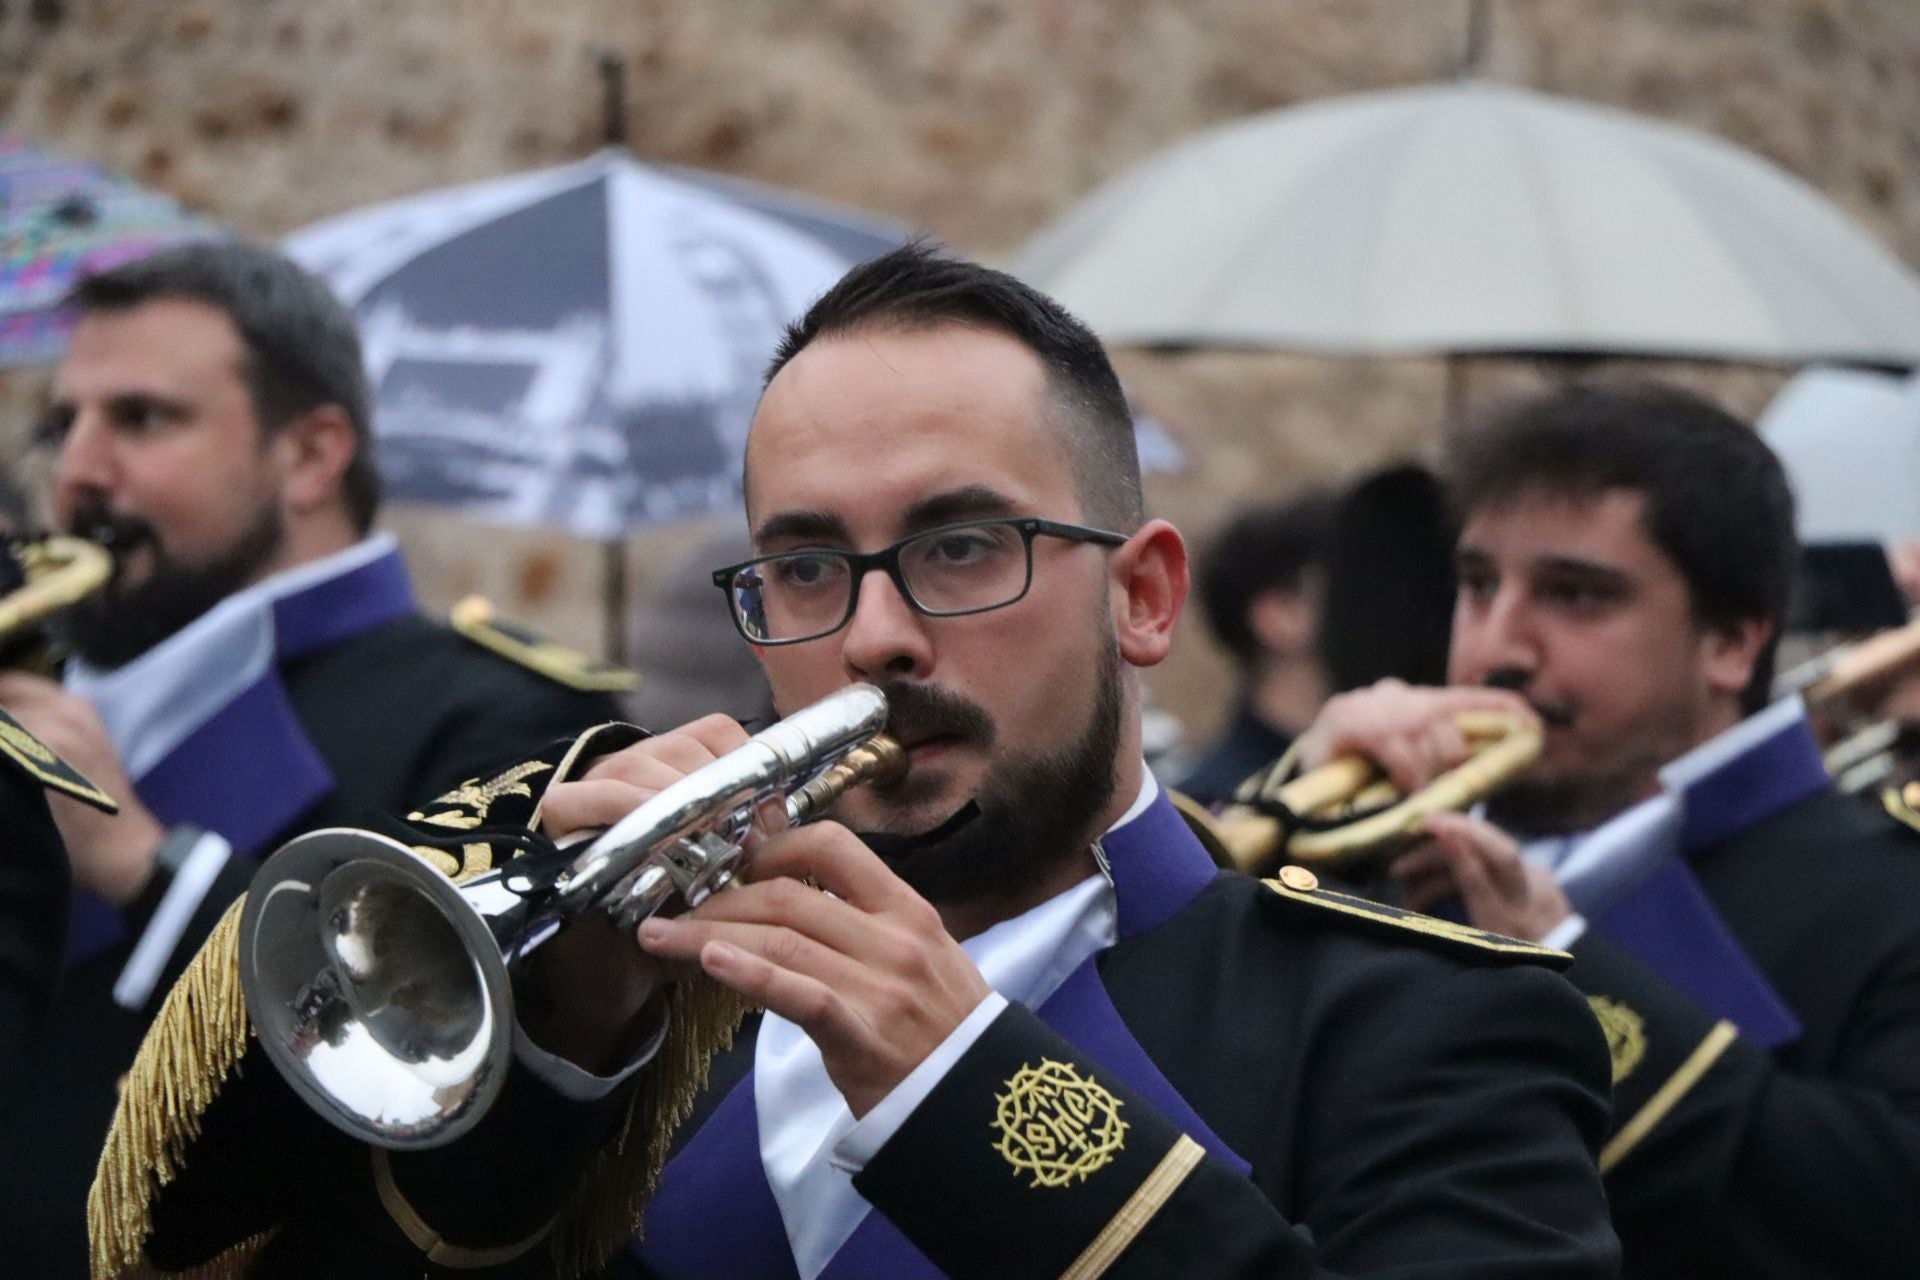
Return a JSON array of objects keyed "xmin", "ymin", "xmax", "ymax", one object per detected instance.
[
  {"xmin": 545, "ymin": 976, "xmax": 752, "ymax": 1279},
  {"xmin": 88, "ymin": 896, "xmax": 254, "ymax": 1280}
]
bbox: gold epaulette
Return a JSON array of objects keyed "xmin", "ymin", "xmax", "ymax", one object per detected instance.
[
  {"xmin": 1259, "ymin": 865, "xmax": 1573, "ymax": 968},
  {"xmin": 450, "ymin": 596, "xmax": 639, "ymax": 693},
  {"xmin": 0, "ymin": 706, "xmax": 117, "ymax": 812},
  {"xmin": 1881, "ymin": 782, "xmax": 1920, "ymax": 837}
]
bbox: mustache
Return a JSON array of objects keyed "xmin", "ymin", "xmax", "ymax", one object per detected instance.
[
  {"xmin": 1480, "ymin": 668, "xmax": 1575, "ymax": 728},
  {"xmin": 63, "ymin": 501, "xmax": 157, "ymax": 567},
  {"xmin": 880, "ymin": 681, "xmax": 996, "ymax": 749}
]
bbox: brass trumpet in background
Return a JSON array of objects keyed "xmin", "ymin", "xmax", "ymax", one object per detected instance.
[
  {"xmin": 1207, "ymin": 710, "xmax": 1544, "ymax": 875},
  {"xmin": 0, "ymin": 534, "xmax": 113, "ymax": 669},
  {"xmin": 1774, "ymin": 614, "xmax": 1920, "ymax": 792},
  {"xmin": 238, "ymin": 682, "xmax": 905, "ymax": 1150}
]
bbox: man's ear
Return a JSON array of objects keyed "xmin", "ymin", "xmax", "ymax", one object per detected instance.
[
  {"xmin": 1111, "ymin": 519, "xmax": 1188, "ymax": 669},
  {"xmin": 273, "ymin": 404, "xmax": 357, "ymax": 516},
  {"xmin": 1701, "ymin": 616, "xmax": 1775, "ymax": 699}
]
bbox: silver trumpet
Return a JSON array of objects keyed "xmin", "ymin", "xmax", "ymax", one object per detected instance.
[{"xmin": 237, "ymin": 683, "xmax": 904, "ymax": 1150}]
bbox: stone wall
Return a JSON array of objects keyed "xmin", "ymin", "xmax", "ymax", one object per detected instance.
[{"xmin": 3, "ymin": 0, "xmax": 1916, "ymax": 743}]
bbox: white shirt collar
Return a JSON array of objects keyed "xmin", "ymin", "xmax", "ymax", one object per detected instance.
[
  {"xmin": 66, "ymin": 533, "xmax": 399, "ymax": 780},
  {"xmin": 755, "ymin": 762, "xmax": 1155, "ymax": 1279}
]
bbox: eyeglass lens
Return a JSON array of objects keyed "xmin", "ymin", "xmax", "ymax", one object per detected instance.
[{"xmin": 731, "ymin": 522, "xmax": 1034, "ymax": 642}]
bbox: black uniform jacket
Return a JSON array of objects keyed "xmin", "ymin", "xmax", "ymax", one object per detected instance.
[
  {"xmin": 113, "ymin": 770, "xmax": 1619, "ymax": 1280},
  {"xmin": 0, "ymin": 706, "xmax": 115, "ymax": 1075},
  {"xmin": 3, "ymin": 613, "xmax": 621, "ymax": 1276},
  {"xmin": 632, "ymin": 868, "xmax": 1620, "ymax": 1278},
  {"xmin": 1566, "ymin": 787, "xmax": 1920, "ymax": 1280}
]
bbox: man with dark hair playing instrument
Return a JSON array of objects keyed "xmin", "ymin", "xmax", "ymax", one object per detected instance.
[
  {"xmin": 1284, "ymin": 380, "xmax": 1920, "ymax": 1279},
  {"xmin": 100, "ymin": 244, "xmax": 1618, "ymax": 1278},
  {"xmin": 1, "ymin": 240, "xmax": 625, "ymax": 1273}
]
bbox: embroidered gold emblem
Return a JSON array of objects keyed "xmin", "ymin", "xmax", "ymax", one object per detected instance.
[
  {"xmin": 409, "ymin": 761, "xmax": 552, "ymax": 829},
  {"xmin": 1589, "ymin": 995, "xmax": 1647, "ymax": 1083},
  {"xmin": 412, "ymin": 845, "xmax": 463, "ymax": 878},
  {"xmin": 0, "ymin": 718, "xmax": 56, "ymax": 765},
  {"xmin": 993, "ymin": 1059, "xmax": 1128, "ymax": 1188}
]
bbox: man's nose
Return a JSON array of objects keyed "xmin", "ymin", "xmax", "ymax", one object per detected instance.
[
  {"xmin": 53, "ymin": 411, "xmax": 118, "ymax": 504},
  {"xmin": 1456, "ymin": 588, "xmax": 1539, "ymax": 685},
  {"xmin": 839, "ymin": 568, "xmax": 933, "ymax": 682}
]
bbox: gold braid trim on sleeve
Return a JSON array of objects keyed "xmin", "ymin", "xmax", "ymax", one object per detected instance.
[
  {"xmin": 88, "ymin": 896, "xmax": 256, "ymax": 1280},
  {"xmin": 545, "ymin": 976, "xmax": 752, "ymax": 1279}
]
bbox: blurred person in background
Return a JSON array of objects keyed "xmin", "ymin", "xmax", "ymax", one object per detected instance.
[
  {"xmin": 0, "ymin": 241, "xmax": 625, "ymax": 1273},
  {"xmin": 1287, "ymin": 380, "xmax": 1920, "ymax": 1280},
  {"xmin": 1176, "ymin": 493, "xmax": 1333, "ymax": 804}
]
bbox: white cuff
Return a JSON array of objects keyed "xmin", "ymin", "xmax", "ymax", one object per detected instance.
[
  {"xmin": 113, "ymin": 830, "xmax": 232, "ymax": 1010},
  {"xmin": 1541, "ymin": 913, "xmax": 1588, "ymax": 952},
  {"xmin": 512, "ymin": 995, "xmax": 669, "ymax": 1101},
  {"xmin": 829, "ymin": 991, "xmax": 1009, "ymax": 1174}
]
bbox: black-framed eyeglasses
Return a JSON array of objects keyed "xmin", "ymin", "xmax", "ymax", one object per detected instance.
[{"xmin": 712, "ymin": 517, "xmax": 1129, "ymax": 645}]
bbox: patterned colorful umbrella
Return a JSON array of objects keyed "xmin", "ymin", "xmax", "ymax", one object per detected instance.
[{"xmin": 0, "ymin": 134, "xmax": 221, "ymax": 367}]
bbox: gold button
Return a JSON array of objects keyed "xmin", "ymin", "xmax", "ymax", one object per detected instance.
[{"xmin": 1278, "ymin": 865, "xmax": 1319, "ymax": 892}]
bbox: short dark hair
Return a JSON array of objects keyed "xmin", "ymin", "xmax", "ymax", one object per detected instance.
[
  {"xmin": 763, "ymin": 242, "xmax": 1143, "ymax": 528},
  {"xmin": 1196, "ymin": 493, "xmax": 1335, "ymax": 670},
  {"xmin": 67, "ymin": 241, "xmax": 380, "ymax": 533},
  {"xmin": 1448, "ymin": 379, "xmax": 1797, "ymax": 713}
]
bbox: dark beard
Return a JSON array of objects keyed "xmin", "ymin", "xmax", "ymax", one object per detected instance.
[
  {"xmin": 53, "ymin": 500, "xmax": 285, "ymax": 670},
  {"xmin": 872, "ymin": 632, "xmax": 1124, "ymax": 909},
  {"xmin": 1485, "ymin": 774, "xmax": 1651, "ymax": 838}
]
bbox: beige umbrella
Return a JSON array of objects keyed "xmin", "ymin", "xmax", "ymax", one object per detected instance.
[{"xmin": 1013, "ymin": 81, "xmax": 1920, "ymax": 370}]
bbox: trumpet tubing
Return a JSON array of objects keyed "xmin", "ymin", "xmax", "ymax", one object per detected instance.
[
  {"xmin": 1217, "ymin": 710, "xmax": 1543, "ymax": 873},
  {"xmin": 0, "ymin": 535, "xmax": 112, "ymax": 647}
]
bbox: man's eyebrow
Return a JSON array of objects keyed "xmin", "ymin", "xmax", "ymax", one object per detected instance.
[
  {"xmin": 1530, "ymin": 555, "xmax": 1634, "ymax": 585},
  {"xmin": 901, "ymin": 486, "xmax": 1020, "ymax": 531},
  {"xmin": 753, "ymin": 510, "xmax": 851, "ymax": 547}
]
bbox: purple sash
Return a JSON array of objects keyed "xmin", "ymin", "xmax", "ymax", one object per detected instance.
[
  {"xmin": 65, "ymin": 547, "xmax": 415, "ymax": 964},
  {"xmin": 635, "ymin": 789, "xmax": 1244, "ymax": 1279},
  {"xmin": 1582, "ymin": 710, "xmax": 1824, "ymax": 1048}
]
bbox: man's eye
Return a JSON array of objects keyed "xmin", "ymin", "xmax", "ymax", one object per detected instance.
[
  {"xmin": 1457, "ymin": 569, "xmax": 1497, "ymax": 601},
  {"xmin": 926, "ymin": 533, "xmax": 995, "ymax": 565},
  {"xmin": 770, "ymin": 555, "xmax": 840, "ymax": 588},
  {"xmin": 115, "ymin": 402, "xmax": 170, "ymax": 433},
  {"xmin": 32, "ymin": 411, "xmax": 73, "ymax": 447},
  {"xmin": 1542, "ymin": 581, "xmax": 1610, "ymax": 609}
]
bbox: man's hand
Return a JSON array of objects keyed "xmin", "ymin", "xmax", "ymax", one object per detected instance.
[
  {"xmin": 522, "ymin": 715, "xmax": 754, "ymax": 1075},
  {"xmin": 1293, "ymin": 678, "xmax": 1539, "ymax": 792},
  {"xmin": 0, "ymin": 671, "xmax": 164, "ymax": 905},
  {"xmin": 1388, "ymin": 811, "xmax": 1573, "ymax": 942},
  {"xmin": 635, "ymin": 822, "xmax": 991, "ymax": 1119}
]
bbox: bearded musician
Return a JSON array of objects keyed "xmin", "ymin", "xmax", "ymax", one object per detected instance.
[
  {"xmin": 1274, "ymin": 381, "xmax": 1920, "ymax": 1280},
  {"xmin": 94, "ymin": 246, "xmax": 1621, "ymax": 1279}
]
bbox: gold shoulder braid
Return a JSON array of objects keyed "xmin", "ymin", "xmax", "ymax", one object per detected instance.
[
  {"xmin": 89, "ymin": 896, "xmax": 254, "ymax": 1279},
  {"xmin": 89, "ymin": 722, "xmax": 750, "ymax": 1279},
  {"xmin": 1260, "ymin": 866, "xmax": 1574, "ymax": 968},
  {"xmin": 451, "ymin": 596, "xmax": 639, "ymax": 693}
]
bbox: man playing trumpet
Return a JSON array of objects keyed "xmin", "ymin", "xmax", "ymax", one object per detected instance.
[
  {"xmin": 1287, "ymin": 381, "xmax": 1920, "ymax": 1279},
  {"xmin": 98, "ymin": 245, "xmax": 1621, "ymax": 1278}
]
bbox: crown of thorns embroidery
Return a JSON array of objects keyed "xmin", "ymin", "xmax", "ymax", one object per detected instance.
[{"xmin": 992, "ymin": 1058, "xmax": 1128, "ymax": 1188}]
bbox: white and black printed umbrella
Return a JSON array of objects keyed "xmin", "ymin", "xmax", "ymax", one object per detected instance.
[{"xmin": 284, "ymin": 149, "xmax": 912, "ymax": 542}]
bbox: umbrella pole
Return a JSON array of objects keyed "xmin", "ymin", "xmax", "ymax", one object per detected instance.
[
  {"xmin": 602, "ymin": 538, "xmax": 629, "ymax": 664},
  {"xmin": 1444, "ymin": 353, "xmax": 1472, "ymax": 440}
]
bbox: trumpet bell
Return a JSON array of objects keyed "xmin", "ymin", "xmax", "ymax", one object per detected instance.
[{"xmin": 238, "ymin": 828, "xmax": 514, "ymax": 1149}]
